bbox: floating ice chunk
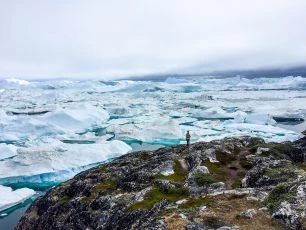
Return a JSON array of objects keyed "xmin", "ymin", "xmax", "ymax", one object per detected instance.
[
  {"xmin": 225, "ymin": 123, "xmax": 295, "ymax": 135},
  {"xmin": 174, "ymin": 117, "xmax": 198, "ymax": 125},
  {"xmin": 191, "ymin": 107, "xmax": 241, "ymax": 120},
  {"xmin": 244, "ymin": 114, "xmax": 276, "ymax": 125},
  {"xmin": 0, "ymin": 140, "xmax": 131, "ymax": 184},
  {"xmin": 230, "ymin": 113, "xmax": 276, "ymax": 125},
  {"xmin": 106, "ymin": 117, "xmax": 182, "ymax": 143},
  {"xmin": 4, "ymin": 78, "xmax": 29, "ymax": 86},
  {"xmin": 224, "ymin": 123, "xmax": 300, "ymax": 142},
  {"xmin": 0, "ymin": 185, "xmax": 35, "ymax": 212},
  {"xmin": 165, "ymin": 77, "xmax": 190, "ymax": 84},
  {"xmin": 180, "ymin": 125, "xmax": 221, "ymax": 142},
  {"xmin": 0, "ymin": 144, "xmax": 17, "ymax": 160},
  {"xmin": 38, "ymin": 105, "xmax": 109, "ymax": 133},
  {"xmin": 108, "ymin": 118, "xmax": 130, "ymax": 125}
]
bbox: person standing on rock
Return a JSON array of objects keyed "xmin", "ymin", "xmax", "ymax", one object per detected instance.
[{"xmin": 186, "ymin": 131, "xmax": 191, "ymax": 146}]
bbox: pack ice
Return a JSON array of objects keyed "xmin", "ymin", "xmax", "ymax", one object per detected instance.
[
  {"xmin": 0, "ymin": 185, "xmax": 35, "ymax": 212},
  {"xmin": 0, "ymin": 140, "xmax": 131, "ymax": 185}
]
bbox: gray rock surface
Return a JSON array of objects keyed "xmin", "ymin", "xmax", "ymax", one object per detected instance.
[{"xmin": 16, "ymin": 135, "xmax": 306, "ymax": 230}]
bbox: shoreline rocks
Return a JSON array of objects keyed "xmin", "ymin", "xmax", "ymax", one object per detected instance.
[{"xmin": 16, "ymin": 135, "xmax": 306, "ymax": 230}]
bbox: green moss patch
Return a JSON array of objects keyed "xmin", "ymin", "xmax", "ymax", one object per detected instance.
[
  {"xmin": 179, "ymin": 197, "xmax": 214, "ymax": 209},
  {"xmin": 203, "ymin": 160, "xmax": 220, "ymax": 173},
  {"xmin": 257, "ymin": 153, "xmax": 270, "ymax": 158},
  {"xmin": 154, "ymin": 160, "xmax": 187, "ymax": 183},
  {"xmin": 264, "ymin": 163, "xmax": 297, "ymax": 183},
  {"xmin": 91, "ymin": 165, "xmax": 108, "ymax": 174},
  {"xmin": 239, "ymin": 158, "xmax": 253, "ymax": 170},
  {"xmin": 194, "ymin": 172, "xmax": 220, "ymax": 186},
  {"xmin": 300, "ymin": 217, "xmax": 306, "ymax": 229},
  {"xmin": 216, "ymin": 151, "xmax": 237, "ymax": 165},
  {"xmin": 231, "ymin": 179, "xmax": 242, "ymax": 189},
  {"xmin": 262, "ymin": 184, "xmax": 296, "ymax": 211},
  {"xmin": 82, "ymin": 177, "xmax": 118, "ymax": 202},
  {"xmin": 247, "ymin": 138, "xmax": 265, "ymax": 149},
  {"xmin": 129, "ymin": 186, "xmax": 189, "ymax": 210},
  {"xmin": 296, "ymin": 163, "xmax": 306, "ymax": 171},
  {"xmin": 202, "ymin": 160, "xmax": 226, "ymax": 182},
  {"xmin": 57, "ymin": 196, "xmax": 71, "ymax": 205},
  {"xmin": 92, "ymin": 177, "xmax": 118, "ymax": 191}
]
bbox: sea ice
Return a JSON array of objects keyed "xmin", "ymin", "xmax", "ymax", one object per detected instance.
[
  {"xmin": 0, "ymin": 140, "xmax": 131, "ymax": 184},
  {"xmin": 106, "ymin": 117, "xmax": 182, "ymax": 143},
  {"xmin": 0, "ymin": 144, "xmax": 17, "ymax": 160},
  {"xmin": 0, "ymin": 185, "xmax": 35, "ymax": 212},
  {"xmin": 0, "ymin": 76, "xmax": 305, "ymax": 196},
  {"xmin": 39, "ymin": 104, "xmax": 109, "ymax": 133}
]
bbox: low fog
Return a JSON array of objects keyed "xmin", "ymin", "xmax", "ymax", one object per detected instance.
[{"xmin": 0, "ymin": 0, "xmax": 306, "ymax": 79}]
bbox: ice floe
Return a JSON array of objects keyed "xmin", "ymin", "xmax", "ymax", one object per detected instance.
[
  {"xmin": 0, "ymin": 76, "xmax": 305, "ymax": 195},
  {"xmin": 0, "ymin": 140, "xmax": 131, "ymax": 184},
  {"xmin": 0, "ymin": 144, "xmax": 17, "ymax": 160},
  {"xmin": 0, "ymin": 185, "xmax": 35, "ymax": 212}
]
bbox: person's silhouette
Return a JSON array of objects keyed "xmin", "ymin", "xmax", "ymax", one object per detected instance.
[{"xmin": 186, "ymin": 131, "xmax": 191, "ymax": 146}]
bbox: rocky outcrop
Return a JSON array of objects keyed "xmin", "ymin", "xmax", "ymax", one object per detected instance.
[{"xmin": 16, "ymin": 136, "xmax": 306, "ymax": 230}]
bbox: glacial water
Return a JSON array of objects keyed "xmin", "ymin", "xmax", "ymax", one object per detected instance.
[{"xmin": 0, "ymin": 76, "xmax": 306, "ymax": 229}]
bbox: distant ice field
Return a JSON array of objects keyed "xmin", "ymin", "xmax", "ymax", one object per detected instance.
[{"xmin": 0, "ymin": 75, "xmax": 305, "ymax": 215}]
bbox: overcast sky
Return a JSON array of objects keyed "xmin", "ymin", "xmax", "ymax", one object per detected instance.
[{"xmin": 0, "ymin": 0, "xmax": 306, "ymax": 80}]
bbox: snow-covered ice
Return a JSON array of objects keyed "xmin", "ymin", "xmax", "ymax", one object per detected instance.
[
  {"xmin": 0, "ymin": 140, "xmax": 131, "ymax": 184},
  {"xmin": 0, "ymin": 76, "xmax": 305, "ymax": 211},
  {"xmin": 0, "ymin": 143, "xmax": 17, "ymax": 160},
  {"xmin": 0, "ymin": 185, "xmax": 35, "ymax": 212}
]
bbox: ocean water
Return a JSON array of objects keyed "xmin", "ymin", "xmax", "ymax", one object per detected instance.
[{"xmin": 0, "ymin": 76, "xmax": 306, "ymax": 229}]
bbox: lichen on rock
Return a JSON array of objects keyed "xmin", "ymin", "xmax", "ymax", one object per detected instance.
[{"xmin": 16, "ymin": 135, "xmax": 306, "ymax": 230}]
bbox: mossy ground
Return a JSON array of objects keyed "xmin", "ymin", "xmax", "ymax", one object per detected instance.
[
  {"xmin": 128, "ymin": 186, "xmax": 189, "ymax": 210},
  {"xmin": 82, "ymin": 177, "xmax": 118, "ymax": 202},
  {"xmin": 296, "ymin": 162, "xmax": 306, "ymax": 171},
  {"xmin": 215, "ymin": 151, "xmax": 237, "ymax": 165},
  {"xmin": 262, "ymin": 184, "xmax": 296, "ymax": 212},
  {"xmin": 197, "ymin": 194, "xmax": 285, "ymax": 230},
  {"xmin": 178, "ymin": 197, "xmax": 214, "ymax": 209},
  {"xmin": 57, "ymin": 196, "xmax": 71, "ymax": 205},
  {"xmin": 154, "ymin": 159, "xmax": 187, "ymax": 183},
  {"xmin": 91, "ymin": 165, "xmax": 108, "ymax": 174},
  {"xmin": 263, "ymin": 161, "xmax": 298, "ymax": 185},
  {"xmin": 194, "ymin": 172, "xmax": 220, "ymax": 186},
  {"xmin": 202, "ymin": 160, "xmax": 226, "ymax": 182},
  {"xmin": 164, "ymin": 194, "xmax": 284, "ymax": 230},
  {"xmin": 201, "ymin": 149, "xmax": 252, "ymax": 189}
]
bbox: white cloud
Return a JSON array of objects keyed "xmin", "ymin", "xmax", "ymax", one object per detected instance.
[{"xmin": 0, "ymin": 0, "xmax": 306, "ymax": 79}]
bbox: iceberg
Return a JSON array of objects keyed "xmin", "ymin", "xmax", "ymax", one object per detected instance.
[
  {"xmin": 191, "ymin": 107, "xmax": 244, "ymax": 120},
  {"xmin": 0, "ymin": 185, "xmax": 35, "ymax": 212},
  {"xmin": 0, "ymin": 105, "xmax": 110, "ymax": 144},
  {"xmin": 229, "ymin": 113, "xmax": 276, "ymax": 125},
  {"xmin": 224, "ymin": 123, "xmax": 300, "ymax": 142},
  {"xmin": 165, "ymin": 77, "xmax": 191, "ymax": 84},
  {"xmin": 0, "ymin": 140, "xmax": 131, "ymax": 184},
  {"xmin": 0, "ymin": 76, "xmax": 305, "ymax": 208},
  {"xmin": 0, "ymin": 144, "xmax": 17, "ymax": 160},
  {"xmin": 39, "ymin": 104, "xmax": 109, "ymax": 133},
  {"xmin": 106, "ymin": 117, "xmax": 182, "ymax": 143}
]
